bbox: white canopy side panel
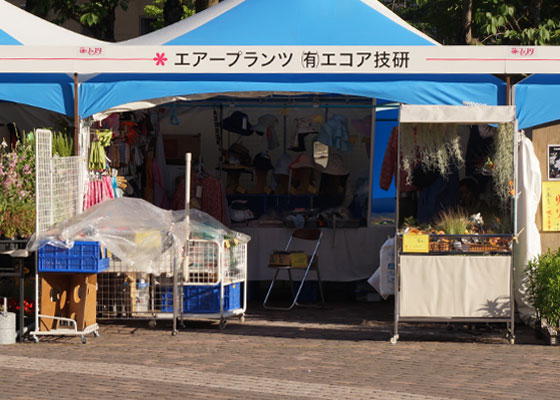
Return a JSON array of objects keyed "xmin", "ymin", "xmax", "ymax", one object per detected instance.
[{"xmin": 399, "ymin": 104, "xmax": 516, "ymax": 124}]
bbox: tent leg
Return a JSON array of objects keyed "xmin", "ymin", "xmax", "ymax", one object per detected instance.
[{"xmin": 73, "ymin": 73, "xmax": 79, "ymax": 156}]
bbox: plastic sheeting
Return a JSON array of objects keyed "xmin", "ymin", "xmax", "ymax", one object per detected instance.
[{"xmin": 28, "ymin": 197, "xmax": 250, "ymax": 273}]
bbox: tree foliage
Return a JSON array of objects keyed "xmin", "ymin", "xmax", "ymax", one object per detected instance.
[
  {"xmin": 144, "ymin": 0, "xmax": 194, "ymax": 29},
  {"xmin": 26, "ymin": 0, "xmax": 129, "ymax": 41},
  {"xmin": 383, "ymin": 0, "xmax": 560, "ymax": 45}
]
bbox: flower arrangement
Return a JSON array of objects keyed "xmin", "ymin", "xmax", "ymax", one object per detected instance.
[{"xmin": 0, "ymin": 134, "xmax": 35, "ymax": 239}]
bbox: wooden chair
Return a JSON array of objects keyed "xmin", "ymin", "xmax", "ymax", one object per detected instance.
[{"xmin": 263, "ymin": 228, "xmax": 325, "ymax": 310}]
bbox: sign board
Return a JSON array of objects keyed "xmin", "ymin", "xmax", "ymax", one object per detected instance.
[
  {"xmin": 542, "ymin": 181, "xmax": 560, "ymax": 231},
  {"xmin": 2, "ymin": 45, "xmax": 560, "ymax": 74},
  {"xmin": 403, "ymin": 234, "xmax": 429, "ymax": 253}
]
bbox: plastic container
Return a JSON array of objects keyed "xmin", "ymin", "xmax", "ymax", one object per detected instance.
[
  {"xmin": 135, "ymin": 279, "xmax": 150, "ymax": 312},
  {"xmin": 0, "ymin": 298, "xmax": 16, "ymax": 345},
  {"xmin": 38, "ymin": 241, "xmax": 110, "ymax": 273},
  {"xmin": 161, "ymin": 283, "xmax": 241, "ymax": 313}
]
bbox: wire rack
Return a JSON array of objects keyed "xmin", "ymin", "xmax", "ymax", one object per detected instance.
[
  {"xmin": 185, "ymin": 239, "xmax": 247, "ymax": 285},
  {"xmin": 97, "ymin": 247, "xmax": 182, "ymax": 320},
  {"xmin": 97, "ymin": 239, "xmax": 247, "ymax": 327}
]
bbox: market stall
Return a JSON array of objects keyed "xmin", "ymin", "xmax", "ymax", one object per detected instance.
[
  {"xmin": 67, "ymin": 0, "xmax": 507, "ymax": 290},
  {"xmin": 390, "ymin": 104, "xmax": 518, "ymax": 344}
]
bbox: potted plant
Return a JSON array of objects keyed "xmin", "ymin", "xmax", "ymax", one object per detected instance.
[{"xmin": 526, "ymin": 249, "xmax": 560, "ymax": 345}]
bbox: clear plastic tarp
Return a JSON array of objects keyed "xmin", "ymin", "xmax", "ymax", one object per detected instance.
[{"xmin": 28, "ymin": 197, "xmax": 250, "ymax": 273}]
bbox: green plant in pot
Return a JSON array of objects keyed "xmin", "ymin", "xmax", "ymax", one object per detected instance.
[{"xmin": 526, "ymin": 249, "xmax": 560, "ymax": 345}]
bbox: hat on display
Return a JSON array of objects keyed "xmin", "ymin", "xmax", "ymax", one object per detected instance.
[
  {"xmin": 274, "ymin": 154, "xmax": 292, "ymax": 176},
  {"xmin": 253, "ymin": 152, "xmax": 274, "ymax": 171},
  {"xmin": 221, "ymin": 111, "xmax": 254, "ymax": 136},
  {"xmin": 254, "ymin": 114, "xmax": 278, "ymax": 136},
  {"xmin": 289, "ymin": 153, "xmax": 315, "ymax": 170},
  {"xmin": 319, "ymin": 153, "xmax": 349, "ymax": 176},
  {"xmin": 227, "ymin": 142, "xmax": 251, "ymax": 166}
]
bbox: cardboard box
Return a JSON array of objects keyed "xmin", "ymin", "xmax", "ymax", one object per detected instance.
[
  {"xmin": 40, "ymin": 273, "xmax": 97, "ymax": 331},
  {"xmin": 269, "ymin": 251, "xmax": 292, "ymax": 266}
]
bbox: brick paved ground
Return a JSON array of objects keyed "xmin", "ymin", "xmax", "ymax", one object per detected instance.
[{"xmin": 1, "ymin": 300, "xmax": 558, "ymax": 400}]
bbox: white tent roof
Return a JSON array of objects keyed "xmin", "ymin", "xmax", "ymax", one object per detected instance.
[{"xmin": 0, "ymin": 0, "xmax": 105, "ymax": 45}]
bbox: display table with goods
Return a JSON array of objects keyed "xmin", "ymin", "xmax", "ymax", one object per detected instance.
[{"xmin": 390, "ymin": 105, "xmax": 518, "ymax": 344}]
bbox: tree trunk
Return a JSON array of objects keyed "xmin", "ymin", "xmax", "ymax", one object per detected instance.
[
  {"xmin": 195, "ymin": 0, "xmax": 219, "ymax": 13},
  {"xmin": 164, "ymin": 0, "xmax": 183, "ymax": 26},
  {"xmin": 529, "ymin": 0, "xmax": 543, "ymax": 26},
  {"xmin": 462, "ymin": 0, "xmax": 473, "ymax": 44}
]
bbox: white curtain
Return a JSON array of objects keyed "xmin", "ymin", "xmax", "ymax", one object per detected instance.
[{"xmin": 514, "ymin": 132, "xmax": 542, "ymax": 326}]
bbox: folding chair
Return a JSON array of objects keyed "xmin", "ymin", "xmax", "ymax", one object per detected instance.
[{"xmin": 263, "ymin": 228, "xmax": 325, "ymax": 310}]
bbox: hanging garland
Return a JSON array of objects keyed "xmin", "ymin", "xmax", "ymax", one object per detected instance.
[{"xmin": 400, "ymin": 123, "xmax": 464, "ymax": 182}]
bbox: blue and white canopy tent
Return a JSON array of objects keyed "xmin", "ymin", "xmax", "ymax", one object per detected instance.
[
  {"xmin": 75, "ymin": 0, "xmax": 507, "ymax": 217},
  {"xmin": 0, "ymin": 0, "xmax": 508, "ymax": 220},
  {"xmin": 514, "ymin": 74, "xmax": 560, "ymax": 131},
  {"xmin": 79, "ymin": 0, "xmax": 506, "ymax": 118},
  {"xmin": 0, "ymin": 0, "xmax": 105, "ymax": 118}
]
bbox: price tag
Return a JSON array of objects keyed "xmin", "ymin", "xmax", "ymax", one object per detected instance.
[{"xmin": 403, "ymin": 234, "xmax": 429, "ymax": 253}]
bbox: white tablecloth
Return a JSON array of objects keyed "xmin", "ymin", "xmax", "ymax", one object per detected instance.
[{"xmin": 236, "ymin": 225, "xmax": 395, "ymax": 282}]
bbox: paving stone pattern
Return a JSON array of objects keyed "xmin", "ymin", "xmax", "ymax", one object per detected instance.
[{"xmin": 0, "ymin": 301, "xmax": 558, "ymax": 399}]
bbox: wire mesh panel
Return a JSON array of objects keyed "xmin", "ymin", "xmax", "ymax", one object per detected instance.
[
  {"xmin": 98, "ymin": 248, "xmax": 182, "ymax": 319},
  {"xmin": 36, "ymin": 129, "xmax": 84, "ymax": 233},
  {"xmin": 51, "ymin": 156, "xmax": 82, "ymax": 226},
  {"xmin": 223, "ymin": 242, "xmax": 247, "ymax": 284},
  {"xmin": 185, "ymin": 240, "xmax": 247, "ymax": 285},
  {"xmin": 97, "ymin": 271, "xmax": 177, "ymax": 319},
  {"xmin": 185, "ymin": 240, "xmax": 220, "ymax": 285},
  {"xmin": 35, "ymin": 129, "xmax": 53, "ymax": 234}
]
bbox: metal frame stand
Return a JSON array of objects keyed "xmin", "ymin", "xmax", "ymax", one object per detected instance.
[{"xmin": 391, "ymin": 107, "xmax": 518, "ymax": 345}]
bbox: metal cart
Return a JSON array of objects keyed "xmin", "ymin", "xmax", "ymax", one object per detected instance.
[
  {"xmin": 391, "ymin": 105, "xmax": 518, "ymax": 344},
  {"xmin": 97, "ymin": 238, "xmax": 247, "ymax": 330},
  {"xmin": 97, "ymin": 247, "xmax": 184, "ymax": 334},
  {"xmin": 182, "ymin": 237, "xmax": 247, "ymax": 328}
]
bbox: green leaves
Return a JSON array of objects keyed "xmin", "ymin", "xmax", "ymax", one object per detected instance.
[
  {"xmin": 527, "ymin": 249, "xmax": 560, "ymax": 329},
  {"xmin": 386, "ymin": 0, "xmax": 560, "ymax": 45}
]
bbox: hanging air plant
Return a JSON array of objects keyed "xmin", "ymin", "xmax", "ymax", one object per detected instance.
[
  {"xmin": 400, "ymin": 123, "xmax": 464, "ymax": 182},
  {"xmin": 492, "ymin": 122, "xmax": 515, "ymax": 211}
]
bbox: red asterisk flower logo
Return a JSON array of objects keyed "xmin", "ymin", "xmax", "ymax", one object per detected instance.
[{"xmin": 153, "ymin": 52, "xmax": 168, "ymax": 66}]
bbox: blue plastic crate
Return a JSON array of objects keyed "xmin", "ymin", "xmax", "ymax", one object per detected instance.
[
  {"xmin": 38, "ymin": 241, "xmax": 109, "ymax": 273},
  {"xmin": 160, "ymin": 283, "xmax": 241, "ymax": 313}
]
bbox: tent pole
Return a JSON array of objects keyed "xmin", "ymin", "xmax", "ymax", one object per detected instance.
[
  {"xmin": 73, "ymin": 73, "xmax": 79, "ymax": 156},
  {"xmin": 506, "ymin": 75, "xmax": 511, "ymax": 106},
  {"xmin": 366, "ymin": 98, "xmax": 377, "ymax": 227}
]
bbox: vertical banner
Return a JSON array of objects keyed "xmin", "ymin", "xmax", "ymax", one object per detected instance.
[{"xmin": 542, "ymin": 181, "xmax": 560, "ymax": 231}]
